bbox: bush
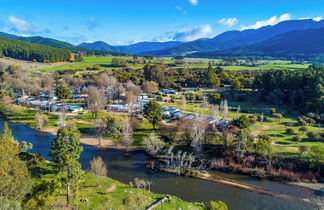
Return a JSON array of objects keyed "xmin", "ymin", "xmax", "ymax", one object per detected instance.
[
  {"xmin": 123, "ymin": 192, "xmax": 151, "ymax": 209},
  {"xmin": 299, "ymin": 126, "xmax": 308, "ymax": 133},
  {"xmin": 306, "ymin": 132, "xmax": 321, "ymax": 140},
  {"xmin": 292, "ymin": 136, "xmax": 301, "ymax": 142},
  {"xmin": 204, "ymin": 201, "xmax": 228, "ymax": 210},
  {"xmin": 236, "ymin": 115, "xmax": 250, "ymax": 129},
  {"xmin": 272, "ymin": 113, "xmax": 283, "ymax": 120},
  {"xmin": 248, "ymin": 115, "xmax": 258, "ymax": 125},
  {"xmin": 285, "ymin": 128, "xmax": 295, "ymax": 135},
  {"xmin": 270, "ymin": 108, "xmax": 276, "ymax": 115},
  {"xmin": 298, "ymin": 117, "xmax": 307, "ymax": 126},
  {"xmin": 208, "ymin": 93, "xmax": 221, "ymax": 105}
]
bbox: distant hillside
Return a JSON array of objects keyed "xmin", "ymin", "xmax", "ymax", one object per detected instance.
[
  {"xmin": 143, "ymin": 19, "xmax": 324, "ymax": 56},
  {"xmin": 0, "ymin": 36, "xmax": 71, "ymax": 62},
  {"xmin": 0, "ymin": 32, "xmax": 127, "ymax": 56},
  {"xmin": 78, "ymin": 41, "xmax": 183, "ymax": 54},
  {"xmin": 190, "ymin": 27, "xmax": 324, "ymax": 60},
  {"xmin": 78, "ymin": 41, "xmax": 128, "ymax": 53}
]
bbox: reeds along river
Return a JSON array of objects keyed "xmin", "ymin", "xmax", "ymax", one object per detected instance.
[{"xmin": 0, "ymin": 118, "xmax": 322, "ymax": 210}]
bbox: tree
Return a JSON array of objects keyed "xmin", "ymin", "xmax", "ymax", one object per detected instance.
[
  {"xmin": 23, "ymin": 180, "xmax": 60, "ymax": 209},
  {"xmin": 19, "ymin": 141, "xmax": 33, "ymax": 152},
  {"xmin": 143, "ymin": 101, "xmax": 162, "ymax": 129},
  {"xmin": 0, "ymin": 122, "xmax": 32, "ymax": 207},
  {"xmin": 49, "ymin": 126, "xmax": 83, "ymax": 207},
  {"xmin": 187, "ymin": 116, "xmax": 207, "ymax": 149},
  {"xmin": 90, "ymin": 156, "xmax": 108, "ymax": 187},
  {"xmin": 34, "ymin": 112, "xmax": 49, "ymax": 130},
  {"xmin": 299, "ymin": 126, "xmax": 308, "ymax": 134},
  {"xmin": 298, "ymin": 145, "xmax": 308, "ymax": 157},
  {"xmin": 308, "ymin": 145, "xmax": 323, "ymax": 165},
  {"xmin": 121, "ymin": 116, "xmax": 133, "ymax": 152},
  {"xmin": 143, "ymin": 132, "xmax": 164, "ymax": 157},
  {"xmin": 142, "ymin": 81, "xmax": 158, "ymax": 94},
  {"xmin": 204, "ymin": 200, "xmax": 228, "ymax": 210},
  {"xmin": 237, "ymin": 115, "xmax": 250, "ymax": 129},
  {"xmin": 254, "ymin": 135, "xmax": 271, "ymax": 155},
  {"xmin": 85, "ymin": 86, "xmax": 104, "ymax": 117},
  {"xmin": 205, "ymin": 64, "xmax": 221, "ymax": 88},
  {"xmin": 208, "ymin": 93, "xmax": 221, "ymax": 105},
  {"xmin": 57, "ymin": 85, "xmax": 71, "ymax": 101},
  {"xmin": 125, "ymin": 81, "xmax": 141, "ymax": 106}
]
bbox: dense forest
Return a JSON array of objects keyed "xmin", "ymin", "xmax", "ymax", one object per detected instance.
[
  {"xmin": 0, "ymin": 36, "xmax": 71, "ymax": 63},
  {"xmin": 253, "ymin": 67, "xmax": 324, "ymax": 114}
]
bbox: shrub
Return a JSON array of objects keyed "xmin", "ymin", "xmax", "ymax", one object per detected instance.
[
  {"xmin": 306, "ymin": 132, "xmax": 321, "ymax": 140},
  {"xmin": 298, "ymin": 117, "xmax": 307, "ymax": 126},
  {"xmin": 248, "ymin": 115, "xmax": 258, "ymax": 125},
  {"xmin": 123, "ymin": 192, "xmax": 151, "ymax": 209},
  {"xmin": 285, "ymin": 128, "xmax": 295, "ymax": 135},
  {"xmin": 208, "ymin": 93, "xmax": 221, "ymax": 105},
  {"xmin": 292, "ymin": 136, "xmax": 301, "ymax": 142},
  {"xmin": 270, "ymin": 108, "xmax": 276, "ymax": 115},
  {"xmin": 299, "ymin": 126, "xmax": 308, "ymax": 133},
  {"xmin": 237, "ymin": 115, "xmax": 250, "ymax": 129},
  {"xmin": 204, "ymin": 201, "xmax": 228, "ymax": 210},
  {"xmin": 272, "ymin": 113, "xmax": 283, "ymax": 120}
]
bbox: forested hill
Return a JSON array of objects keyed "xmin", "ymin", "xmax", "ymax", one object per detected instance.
[
  {"xmin": 0, "ymin": 32, "xmax": 127, "ymax": 56},
  {"xmin": 190, "ymin": 27, "xmax": 324, "ymax": 60},
  {"xmin": 0, "ymin": 36, "xmax": 71, "ymax": 62}
]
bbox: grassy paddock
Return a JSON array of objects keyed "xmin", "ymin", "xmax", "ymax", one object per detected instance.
[
  {"xmin": 35, "ymin": 163, "xmax": 204, "ymax": 209},
  {"xmin": 34, "ymin": 56, "xmax": 309, "ymax": 72}
]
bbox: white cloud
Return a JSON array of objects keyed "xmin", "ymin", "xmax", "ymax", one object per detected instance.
[
  {"xmin": 189, "ymin": 0, "xmax": 198, "ymax": 6},
  {"xmin": 8, "ymin": 16, "xmax": 33, "ymax": 33},
  {"xmin": 173, "ymin": 24, "xmax": 212, "ymax": 41},
  {"xmin": 313, "ymin": 16, "xmax": 323, "ymax": 21},
  {"xmin": 241, "ymin": 14, "xmax": 292, "ymax": 30},
  {"xmin": 218, "ymin": 18, "xmax": 238, "ymax": 27}
]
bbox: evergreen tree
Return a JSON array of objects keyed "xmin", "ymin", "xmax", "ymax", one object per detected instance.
[
  {"xmin": 0, "ymin": 122, "xmax": 32, "ymax": 207},
  {"xmin": 143, "ymin": 101, "xmax": 162, "ymax": 129},
  {"xmin": 49, "ymin": 126, "xmax": 83, "ymax": 207}
]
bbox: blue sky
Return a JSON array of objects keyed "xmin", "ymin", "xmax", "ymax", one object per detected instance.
[{"xmin": 0, "ymin": 0, "xmax": 323, "ymax": 45}]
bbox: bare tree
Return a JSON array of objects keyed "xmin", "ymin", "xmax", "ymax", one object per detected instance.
[
  {"xmin": 181, "ymin": 96, "xmax": 187, "ymax": 106},
  {"xmin": 95, "ymin": 118, "xmax": 107, "ymax": 147},
  {"xmin": 188, "ymin": 116, "xmax": 207, "ymax": 149},
  {"xmin": 34, "ymin": 112, "xmax": 48, "ymax": 130},
  {"xmin": 114, "ymin": 82, "xmax": 125, "ymax": 102},
  {"xmin": 121, "ymin": 116, "xmax": 133, "ymax": 152},
  {"xmin": 142, "ymin": 81, "xmax": 158, "ymax": 94},
  {"xmin": 90, "ymin": 156, "xmax": 108, "ymax": 187},
  {"xmin": 143, "ymin": 132, "xmax": 164, "ymax": 157},
  {"xmin": 222, "ymin": 99, "xmax": 229, "ymax": 119},
  {"xmin": 125, "ymin": 81, "xmax": 141, "ymax": 106},
  {"xmin": 202, "ymin": 96, "xmax": 208, "ymax": 108},
  {"xmin": 85, "ymin": 86, "xmax": 105, "ymax": 117},
  {"xmin": 236, "ymin": 105, "xmax": 241, "ymax": 114}
]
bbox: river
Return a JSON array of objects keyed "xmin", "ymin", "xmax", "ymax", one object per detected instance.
[{"xmin": 0, "ymin": 118, "xmax": 322, "ymax": 210}]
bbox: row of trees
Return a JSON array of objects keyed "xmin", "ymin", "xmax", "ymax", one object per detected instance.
[{"xmin": 0, "ymin": 36, "xmax": 71, "ymax": 63}]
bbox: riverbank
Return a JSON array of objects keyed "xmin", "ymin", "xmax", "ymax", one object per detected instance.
[
  {"xmin": 42, "ymin": 127, "xmax": 139, "ymax": 151},
  {"xmin": 25, "ymin": 158, "xmax": 210, "ymax": 209}
]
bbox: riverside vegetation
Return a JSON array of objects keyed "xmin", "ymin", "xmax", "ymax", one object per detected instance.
[{"xmin": 0, "ymin": 55, "xmax": 323, "ymax": 209}]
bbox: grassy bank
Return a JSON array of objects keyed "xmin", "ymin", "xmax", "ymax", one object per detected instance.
[{"xmin": 31, "ymin": 161, "xmax": 208, "ymax": 210}]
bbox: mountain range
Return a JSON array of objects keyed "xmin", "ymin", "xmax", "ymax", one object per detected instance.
[
  {"xmin": 1, "ymin": 19, "xmax": 324, "ymax": 60},
  {"xmin": 191, "ymin": 26, "xmax": 324, "ymax": 60}
]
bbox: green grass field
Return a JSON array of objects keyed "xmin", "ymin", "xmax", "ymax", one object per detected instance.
[
  {"xmin": 161, "ymin": 98, "xmax": 324, "ymax": 158},
  {"xmin": 32, "ymin": 162, "xmax": 204, "ymax": 209},
  {"xmin": 34, "ymin": 56, "xmax": 309, "ymax": 72}
]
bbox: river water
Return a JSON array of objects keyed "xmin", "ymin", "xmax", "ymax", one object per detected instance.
[{"xmin": 1, "ymin": 118, "xmax": 322, "ymax": 210}]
